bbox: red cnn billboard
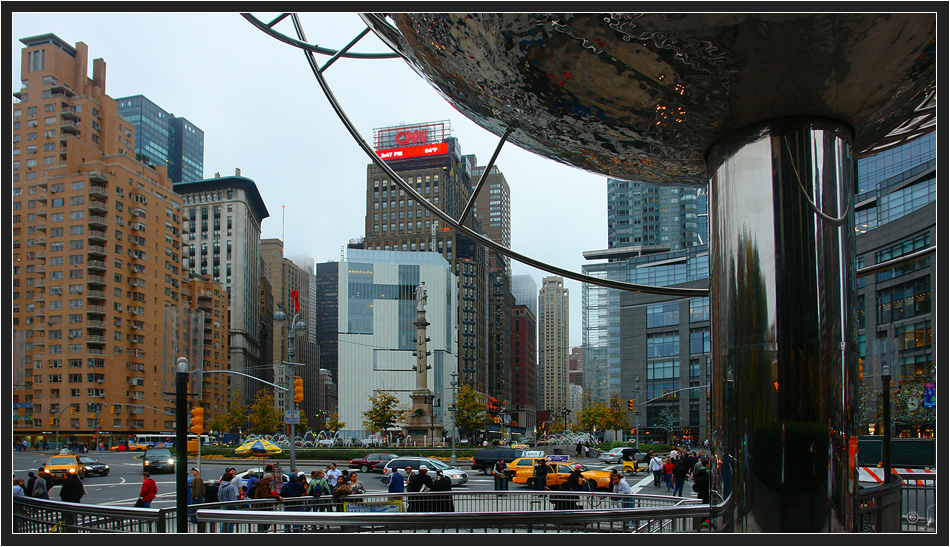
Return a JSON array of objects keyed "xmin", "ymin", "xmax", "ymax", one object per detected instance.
[
  {"xmin": 373, "ymin": 120, "xmax": 450, "ymax": 161},
  {"xmin": 376, "ymin": 142, "xmax": 448, "ymax": 161}
]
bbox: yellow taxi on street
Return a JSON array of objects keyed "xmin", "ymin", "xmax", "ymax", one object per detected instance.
[
  {"xmin": 510, "ymin": 456, "xmax": 612, "ymax": 491},
  {"xmin": 42, "ymin": 455, "xmax": 83, "ymax": 482},
  {"xmin": 110, "ymin": 441, "xmax": 147, "ymax": 452}
]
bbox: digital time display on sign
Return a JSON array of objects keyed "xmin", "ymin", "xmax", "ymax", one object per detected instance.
[{"xmin": 376, "ymin": 142, "xmax": 449, "ymax": 160}]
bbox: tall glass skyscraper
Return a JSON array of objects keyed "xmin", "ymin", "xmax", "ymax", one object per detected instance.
[
  {"xmin": 116, "ymin": 94, "xmax": 204, "ymax": 183},
  {"xmin": 583, "ymin": 182, "xmax": 708, "ymax": 405}
]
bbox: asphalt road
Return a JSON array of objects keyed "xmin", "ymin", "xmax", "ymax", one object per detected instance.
[{"xmin": 13, "ymin": 449, "xmax": 655, "ymax": 509}]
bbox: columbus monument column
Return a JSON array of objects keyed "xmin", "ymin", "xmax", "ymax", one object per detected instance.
[{"xmin": 405, "ymin": 282, "xmax": 443, "ymax": 445}]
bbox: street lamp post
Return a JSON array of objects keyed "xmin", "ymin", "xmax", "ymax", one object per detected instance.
[
  {"xmin": 449, "ymin": 371, "xmax": 458, "ymax": 466},
  {"xmin": 635, "ymin": 376, "xmax": 640, "ymax": 450},
  {"xmin": 175, "ymin": 357, "xmax": 189, "ymax": 534},
  {"xmin": 274, "ymin": 303, "xmax": 306, "ymax": 472}
]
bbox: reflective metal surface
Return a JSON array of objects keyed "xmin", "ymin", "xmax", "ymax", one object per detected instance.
[
  {"xmin": 708, "ymin": 119, "xmax": 858, "ymax": 532},
  {"xmin": 364, "ymin": 13, "xmax": 935, "ymax": 185}
]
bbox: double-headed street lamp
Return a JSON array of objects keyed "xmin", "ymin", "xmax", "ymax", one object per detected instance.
[{"xmin": 274, "ymin": 301, "xmax": 306, "ymax": 471}]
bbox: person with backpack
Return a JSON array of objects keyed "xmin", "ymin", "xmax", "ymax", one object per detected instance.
[
  {"xmin": 309, "ymin": 469, "xmax": 332, "ymax": 512},
  {"xmin": 216, "ymin": 472, "xmax": 237, "ymax": 533},
  {"xmin": 648, "ymin": 453, "xmax": 664, "ymax": 488}
]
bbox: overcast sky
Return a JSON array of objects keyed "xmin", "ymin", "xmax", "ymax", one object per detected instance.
[{"xmin": 11, "ymin": 11, "xmax": 612, "ymax": 346}]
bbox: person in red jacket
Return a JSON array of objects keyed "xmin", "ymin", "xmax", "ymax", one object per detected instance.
[{"xmin": 138, "ymin": 472, "xmax": 158, "ymax": 508}]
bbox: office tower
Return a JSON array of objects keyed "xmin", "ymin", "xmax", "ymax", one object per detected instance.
[
  {"xmin": 511, "ymin": 304, "xmax": 538, "ymax": 436},
  {"xmin": 362, "ymin": 120, "xmax": 488, "ymax": 394},
  {"xmin": 583, "ymin": 181, "xmax": 709, "ymax": 406},
  {"xmin": 174, "ymin": 170, "xmax": 269, "ymax": 407},
  {"xmin": 335, "ymin": 249, "xmax": 458, "ymax": 435},
  {"xmin": 180, "ymin": 274, "xmax": 230, "ymax": 418},
  {"xmin": 315, "ymin": 261, "xmax": 340, "ymax": 389},
  {"xmin": 608, "ymin": 179, "xmax": 706, "ymax": 250},
  {"xmin": 854, "ymin": 133, "xmax": 936, "ymax": 438},
  {"xmin": 511, "ymin": 275, "xmax": 538, "ymax": 318},
  {"xmin": 538, "ymin": 276, "xmax": 570, "ymax": 414},
  {"xmin": 569, "ymin": 347, "xmax": 584, "ymax": 387},
  {"xmin": 12, "ymin": 34, "xmax": 185, "ymax": 446},
  {"xmin": 471, "ymin": 164, "xmax": 511, "ymax": 250},
  {"xmin": 116, "ymin": 94, "xmax": 204, "ymax": 183}
]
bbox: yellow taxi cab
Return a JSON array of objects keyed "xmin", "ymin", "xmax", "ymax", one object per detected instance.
[
  {"xmin": 42, "ymin": 455, "xmax": 83, "ymax": 482},
  {"xmin": 110, "ymin": 441, "xmax": 147, "ymax": 452},
  {"xmin": 510, "ymin": 456, "xmax": 612, "ymax": 491}
]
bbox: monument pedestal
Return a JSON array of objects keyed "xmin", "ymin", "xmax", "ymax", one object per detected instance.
[{"xmin": 405, "ymin": 389, "xmax": 443, "ymax": 446}]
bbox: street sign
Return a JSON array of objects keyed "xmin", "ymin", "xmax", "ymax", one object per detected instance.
[
  {"xmin": 634, "ymin": 411, "xmax": 642, "ymax": 415},
  {"xmin": 284, "ymin": 410, "xmax": 300, "ymax": 424}
]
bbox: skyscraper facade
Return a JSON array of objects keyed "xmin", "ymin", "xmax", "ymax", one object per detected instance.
[
  {"xmin": 334, "ymin": 249, "xmax": 458, "ymax": 436},
  {"xmin": 362, "ymin": 121, "xmax": 488, "ymax": 395},
  {"xmin": 511, "ymin": 304, "xmax": 537, "ymax": 434},
  {"xmin": 175, "ymin": 171, "xmax": 269, "ymax": 407},
  {"xmin": 583, "ymin": 182, "xmax": 708, "ymax": 406},
  {"xmin": 12, "ymin": 34, "xmax": 186, "ymax": 446},
  {"xmin": 538, "ymin": 276, "xmax": 570, "ymax": 414},
  {"xmin": 116, "ymin": 94, "xmax": 204, "ymax": 183}
]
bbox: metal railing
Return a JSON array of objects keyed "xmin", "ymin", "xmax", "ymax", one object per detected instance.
[
  {"xmin": 896, "ymin": 471, "xmax": 937, "ymax": 532},
  {"xmin": 856, "ymin": 471, "xmax": 904, "ymax": 532},
  {"xmin": 14, "ymin": 490, "xmax": 707, "ymax": 533}
]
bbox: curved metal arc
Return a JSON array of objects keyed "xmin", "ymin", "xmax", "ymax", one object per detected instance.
[
  {"xmin": 240, "ymin": 12, "xmax": 400, "ymax": 60},
  {"xmin": 248, "ymin": 13, "xmax": 707, "ymax": 298}
]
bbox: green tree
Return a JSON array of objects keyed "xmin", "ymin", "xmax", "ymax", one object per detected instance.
[
  {"xmin": 325, "ymin": 412, "xmax": 345, "ymax": 435},
  {"xmin": 603, "ymin": 394, "xmax": 630, "ymax": 431},
  {"xmin": 362, "ymin": 389, "xmax": 408, "ymax": 433},
  {"xmin": 208, "ymin": 389, "xmax": 248, "ymax": 438},
  {"xmin": 248, "ymin": 389, "xmax": 282, "ymax": 435},
  {"xmin": 455, "ymin": 384, "xmax": 486, "ymax": 441},
  {"xmin": 577, "ymin": 392, "xmax": 607, "ymax": 433}
]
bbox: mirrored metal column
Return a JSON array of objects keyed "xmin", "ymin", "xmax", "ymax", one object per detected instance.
[{"xmin": 708, "ymin": 118, "xmax": 858, "ymax": 532}]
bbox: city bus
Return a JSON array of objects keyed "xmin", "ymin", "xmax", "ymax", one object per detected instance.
[{"xmin": 134, "ymin": 434, "xmax": 210, "ymax": 449}]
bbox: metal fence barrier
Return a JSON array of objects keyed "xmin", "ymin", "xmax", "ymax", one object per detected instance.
[
  {"xmin": 856, "ymin": 472, "xmax": 903, "ymax": 533},
  {"xmin": 13, "ymin": 490, "xmax": 707, "ymax": 533},
  {"xmin": 896, "ymin": 471, "xmax": 937, "ymax": 532}
]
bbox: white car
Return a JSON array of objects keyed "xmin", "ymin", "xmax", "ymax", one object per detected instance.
[
  {"xmin": 380, "ymin": 456, "xmax": 469, "ymax": 486},
  {"xmin": 598, "ymin": 447, "xmax": 639, "ymax": 464}
]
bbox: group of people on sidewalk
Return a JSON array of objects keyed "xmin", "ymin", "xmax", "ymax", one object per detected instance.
[{"xmin": 643, "ymin": 448, "xmax": 710, "ymax": 503}]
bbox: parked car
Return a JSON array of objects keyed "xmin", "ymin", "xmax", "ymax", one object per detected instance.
[
  {"xmin": 379, "ymin": 456, "xmax": 468, "ymax": 486},
  {"xmin": 511, "ymin": 458, "xmax": 612, "ymax": 491},
  {"xmin": 471, "ymin": 447, "xmax": 525, "ymax": 474},
  {"xmin": 143, "ymin": 447, "xmax": 176, "ymax": 474},
  {"xmin": 598, "ymin": 447, "xmax": 640, "ymax": 464},
  {"xmin": 41, "ymin": 455, "xmax": 83, "ymax": 482},
  {"xmin": 349, "ymin": 453, "xmax": 399, "ymax": 473},
  {"xmin": 77, "ymin": 456, "xmax": 109, "ymax": 477}
]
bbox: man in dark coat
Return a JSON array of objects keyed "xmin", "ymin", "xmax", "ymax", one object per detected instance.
[
  {"xmin": 533, "ymin": 458, "xmax": 549, "ymax": 490},
  {"xmin": 60, "ymin": 473, "xmax": 85, "ymax": 503},
  {"xmin": 407, "ymin": 464, "xmax": 434, "ymax": 512},
  {"xmin": 693, "ymin": 457, "xmax": 711, "ymax": 504},
  {"xmin": 431, "ymin": 469, "xmax": 454, "ymax": 512}
]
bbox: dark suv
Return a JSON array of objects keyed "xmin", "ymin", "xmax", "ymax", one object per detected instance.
[
  {"xmin": 143, "ymin": 447, "xmax": 176, "ymax": 474},
  {"xmin": 471, "ymin": 447, "xmax": 524, "ymax": 474}
]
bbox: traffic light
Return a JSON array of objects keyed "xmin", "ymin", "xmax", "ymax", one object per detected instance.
[
  {"xmin": 190, "ymin": 406, "xmax": 204, "ymax": 435},
  {"xmin": 293, "ymin": 376, "xmax": 304, "ymax": 403},
  {"xmin": 627, "ymin": 399, "xmax": 634, "ymax": 411},
  {"xmin": 50, "ymin": 418, "xmax": 55, "ymax": 427},
  {"xmin": 110, "ymin": 405, "xmax": 116, "ymax": 414},
  {"xmin": 70, "ymin": 406, "xmax": 75, "ymax": 415},
  {"xmin": 858, "ymin": 358, "xmax": 864, "ymax": 381}
]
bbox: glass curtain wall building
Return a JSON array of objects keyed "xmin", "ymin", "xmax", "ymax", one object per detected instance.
[
  {"xmin": 117, "ymin": 94, "xmax": 204, "ymax": 183},
  {"xmin": 582, "ymin": 181, "xmax": 708, "ymax": 408}
]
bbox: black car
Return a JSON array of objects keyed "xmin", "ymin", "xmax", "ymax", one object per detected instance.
[
  {"xmin": 143, "ymin": 447, "xmax": 176, "ymax": 473},
  {"xmin": 77, "ymin": 456, "xmax": 110, "ymax": 477},
  {"xmin": 471, "ymin": 448, "xmax": 525, "ymax": 474}
]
